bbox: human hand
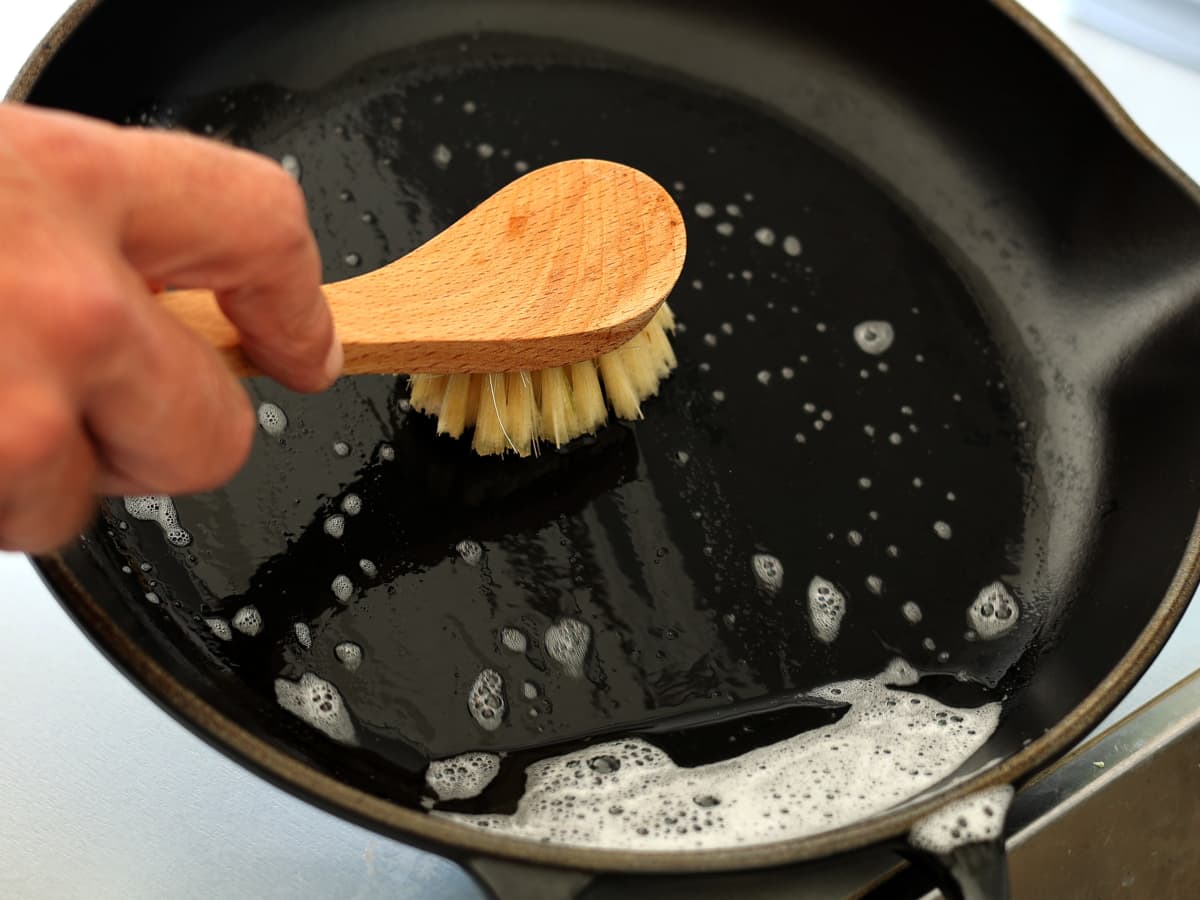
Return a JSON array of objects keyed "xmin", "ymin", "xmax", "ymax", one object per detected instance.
[{"xmin": 0, "ymin": 103, "xmax": 341, "ymax": 552}]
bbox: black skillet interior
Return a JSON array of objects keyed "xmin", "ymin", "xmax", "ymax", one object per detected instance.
[{"xmin": 26, "ymin": 0, "xmax": 1200, "ymax": 862}]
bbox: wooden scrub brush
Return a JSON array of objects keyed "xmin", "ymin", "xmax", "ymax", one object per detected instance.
[{"xmin": 159, "ymin": 158, "xmax": 687, "ymax": 456}]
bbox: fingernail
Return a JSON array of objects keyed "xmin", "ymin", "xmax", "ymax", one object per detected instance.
[{"xmin": 323, "ymin": 334, "xmax": 344, "ymax": 385}]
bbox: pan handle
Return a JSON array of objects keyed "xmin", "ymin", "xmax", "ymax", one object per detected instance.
[{"xmin": 466, "ymin": 856, "xmax": 594, "ymax": 900}]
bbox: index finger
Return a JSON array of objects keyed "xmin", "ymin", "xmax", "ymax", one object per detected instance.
[{"xmin": 31, "ymin": 109, "xmax": 341, "ymax": 392}]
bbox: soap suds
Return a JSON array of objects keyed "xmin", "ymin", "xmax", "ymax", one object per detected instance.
[
  {"xmin": 275, "ymin": 672, "xmax": 357, "ymax": 745},
  {"xmin": 427, "ymin": 752, "xmax": 501, "ymax": 801},
  {"xmin": 123, "ymin": 495, "xmax": 192, "ymax": 547},
  {"xmin": 440, "ymin": 663, "xmax": 1000, "ymax": 850}
]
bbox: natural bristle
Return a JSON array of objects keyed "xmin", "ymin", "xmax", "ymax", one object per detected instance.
[{"xmin": 409, "ymin": 303, "xmax": 678, "ymax": 456}]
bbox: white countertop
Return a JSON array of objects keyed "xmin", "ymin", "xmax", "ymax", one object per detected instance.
[{"xmin": 1, "ymin": 3, "xmax": 1199, "ymax": 898}]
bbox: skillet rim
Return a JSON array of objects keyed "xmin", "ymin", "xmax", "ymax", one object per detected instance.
[{"xmin": 10, "ymin": 0, "xmax": 1200, "ymax": 875}]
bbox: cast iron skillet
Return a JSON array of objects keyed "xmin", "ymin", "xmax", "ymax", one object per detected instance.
[{"xmin": 11, "ymin": 1, "xmax": 1200, "ymax": 898}]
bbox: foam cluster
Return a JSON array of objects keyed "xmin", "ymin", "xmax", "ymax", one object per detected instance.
[
  {"xmin": 274, "ymin": 672, "xmax": 357, "ymax": 745},
  {"xmin": 123, "ymin": 495, "xmax": 192, "ymax": 547},
  {"xmin": 439, "ymin": 663, "xmax": 999, "ymax": 850},
  {"xmin": 751, "ymin": 554, "xmax": 783, "ymax": 594},
  {"xmin": 807, "ymin": 576, "xmax": 846, "ymax": 644},
  {"xmin": 469, "ymin": 669, "xmax": 506, "ymax": 732},
  {"xmin": 408, "ymin": 304, "xmax": 677, "ymax": 457},
  {"xmin": 256, "ymin": 402, "xmax": 287, "ymax": 437},
  {"xmin": 545, "ymin": 618, "xmax": 591, "ymax": 678},
  {"xmin": 426, "ymin": 752, "xmax": 502, "ymax": 801},
  {"xmin": 967, "ymin": 582, "xmax": 1019, "ymax": 640},
  {"xmin": 909, "ymin": 785, "xmax": 1014, "ymax": 853},
  {"xmin": 456, "ymin": 540, "xmax": 483, "ymax": 566}
]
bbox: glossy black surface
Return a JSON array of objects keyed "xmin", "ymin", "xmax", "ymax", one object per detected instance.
[{"xmin": 25, "ymin": 0, "xmax": 1200, "ymax": 878}]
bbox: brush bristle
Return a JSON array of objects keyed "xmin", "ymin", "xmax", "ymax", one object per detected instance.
[{"xmin": 408, "ymin": 302, "xmax": 678, "ymax": 456}]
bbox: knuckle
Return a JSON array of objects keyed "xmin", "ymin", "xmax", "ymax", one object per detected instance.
[
  {"xmin": 0, "ymin": 392, "xmax": 74, "ymax": 476},
  {"xmin": 56, "ymin": 282, "xmax": 133, "ymax": 361}
]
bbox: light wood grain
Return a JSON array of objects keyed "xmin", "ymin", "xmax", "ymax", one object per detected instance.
[{"xmin": 158, "ymin": 159, "xmax": 686, "ymax": 376}]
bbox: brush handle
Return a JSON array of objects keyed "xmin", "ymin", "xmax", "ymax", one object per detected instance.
[{"xmin": 157, "ymin": 160, "xmax": 686, "ymax": 377}]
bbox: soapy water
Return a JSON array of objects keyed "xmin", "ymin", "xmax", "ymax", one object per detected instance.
[
  {"xmin": 909, "ymin": 785, "xmax": 1014, "ymax": 853},
  {"xmin": 232, "ymin": 605, "xmax": 263, "ymax": 636},
  {"xmin": 967, "ymin": 582, "xmax": 1020, "ymax": 640},
  {"xmin": 427, "ymin": 752, "xmax": 501, "ymax": 801},
  {"xmin": 853, "ymin": 321, "xmax": 895, "ymax": 356},
  {"xmin": 275, "ymin": 672, "xmax": 357, "ymax": 745},
  {"xmin": 331, "ymin": 574, "xmax": 353, "ymax": 603},
  {"xmin": 751, "ymin": 554, "xmax": 784, "ymax": 594},
  {"xmin": 124, "ymin": 40, "xmax": 1034, "ymax": 848},
  {"xmin": 335, "ymin": 641, "xmax": 364, "ymax": 671},
  {"xmin": 456, "ymin": 540, "xmax": 483, "ymax": 566},
  {"xmin": 544, "ymin": 618, "xmax": 591, "ymax": 678},
  {"xmin": 438, "ymin": 661, "xmax": 1000, "ymax": 850},
  {"xmin": 123, "ymin": 496, "xmax": 191, "ymax": 547},
  {"xmin": 256, "ymin": 402, "xmax": 287, "ymax": 437},
  {"xmin": 500, "ymin": 627, "xmax": 528, "ymax": 653},
  {"xmin": 294, "ymin": 622, "xmax": 312, "ymax": 649},
  {"xmin": 469, "ymin": 668, "xmax": 506, "ymax": 732},
  {"xmin": 204, "ymin": 617, "xmax": 232, "ymax": 641},
  {"xmin": 807, "ymin": 577, "xmax": 846, "ymax": 644}
]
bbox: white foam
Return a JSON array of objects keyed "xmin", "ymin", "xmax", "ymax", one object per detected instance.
[
  {"xmin": 123, "ymin": 496, "xmax": 192, "ymax": 547},
  {"xmin": 853, "ymin": 321, "xmax": 895, "ymax": 356},
  {"xmin": 335, "ymin": 641, "xmax": 363, "ymax": 671},
  {"xmin": 145, "ymin": 591, "xmax": 160, "ymax": 604},
  {"xmin": 514, "ymin": 160, "xmax": 530, "ymax": 173},
  {"xmin": 340, "ymin": 494, "xmax": 363, "ymax": 516},
  {"xmin": 501, "ymin": 627, "xmax": 528, "ymax": 653},
  {"xmin": 751, "ymin": 554, "xmax": 783, "ymax": 594},
  {"xmin": 256, "ymin": 402, "xmax": 288, "ymax": 437},
  {"xmin": 756, "ymin": 370, "xmax": 771, "ymax": 385},
  {"xmin": 331, "ymin": 574, "xmax": 353, "ymax": 603},
  {"xmin": 433, "ymin": 144, "xmax": 453, "ymax": 169},
  {"xmin": 933, "ymin": 521, "xmax": 953, "ymax": 540},
  {"xmin": 275, "ymin": 672, "xmax": 357, "ymax": 745},
  {"xmin": 477, "ymin": 142, "xmax": 494, "ymax": 159},
  {"xmin": 522, "ymin": 681, "xmax": 539, "ymax": 700},
  {"xmin": 866, "ymin": 575, "xmax": 883, "ymax": 596},
  {"xmin": 695, "ymin": 202, "xmax": 715, "ymax": 219},
  {"xmin": 294, "ymin": 622, "xmax": 312, "ymax": 649},
  {"xmin": 441, "ymin": 663, "xmax": 1000, "ymax": 850},
  {"xmin": 807, "ymin": 577, "xmax": 846, "ymax": 644},
  {"xmin": 754, "ymin": 227, "xmax": 775, "ymax": 246},
  {"xmin": 545, "ymin": 618, "xmax": 591, "ymax": 678},
  {"xmin": 358, "ymin": 558, "xmax": 378, "ymax": 578},
  {"xmin": 378, "ymin": 443, "xmax": 396, "ymax": 462},
  {"xmin": 333, "ymin": 441, "xmax": 351, "ymax": 457},
  {"xmin": 323, "ymin": 515, "xmax": 346, "ymax": 539},
  {"xmin": 462, "ymin": 100, "xmax": 477, "ymax": 114},
  {"xmin": 280, "ymin": 153, "xmax": 301, "ymax": 180},
  {"xmin": 902, "ymin": 601, "xmax": 924, "ymax": 624},
  {"xmin": 456, "ymin": 540, "xmax": 483, "ymax": 566},
  {"xmin": 716, "ymin": 222, "xmax": 734, "ymax": 236},
  {"xmin": 967, "ymin": 582, "xmax": 1020, "ymax": 640},
  {"xmin": 909, "ymin": 785, "xmax": 1014, "ymax": 853},
  {"xmin": 232, "ymin": 605, "xmax": 262, "ymax": 636},
  {"xmin": 469, "ymin": 669, "xmax": 506, "ymax": 731},
  {"xmin": 205, "ymin": 617, "xmax": 232, "ymax": 641},
  {"xmin": 782, "ymin": 235, "xmax": 802, "ymax": 257},
  {"xmin": 427, "ymin": 752, "xmax": 501, "ymax": 801}
]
